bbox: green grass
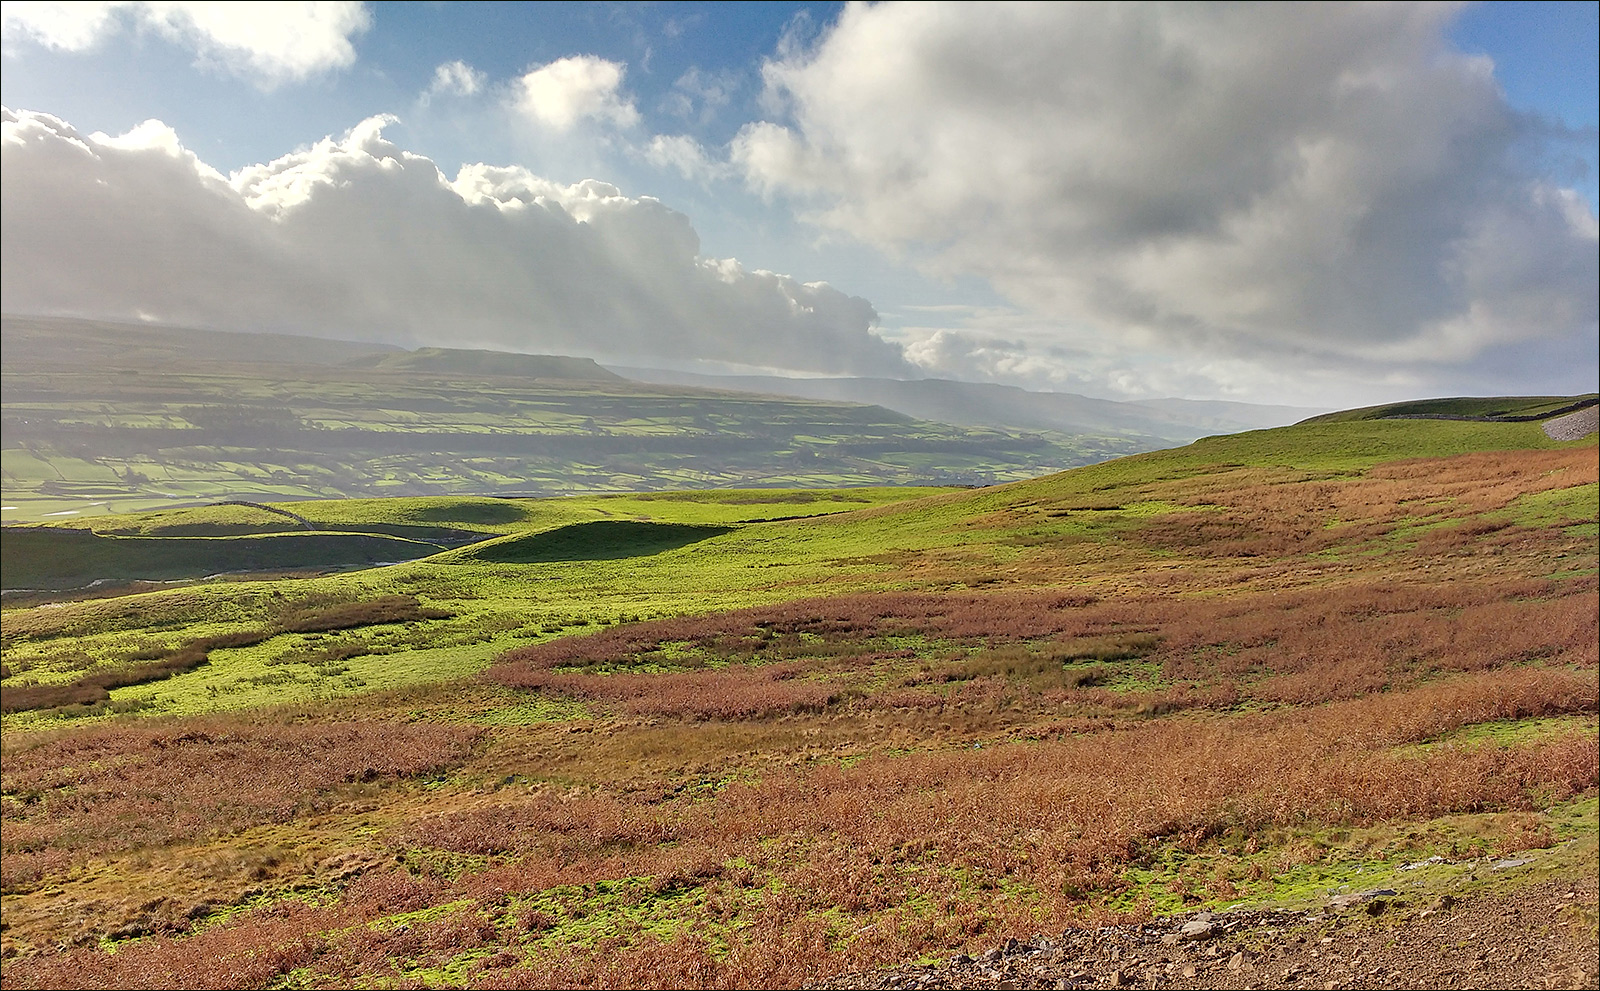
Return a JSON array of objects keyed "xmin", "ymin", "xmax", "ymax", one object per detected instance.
[
  {"xmin": 1495, "ymin": 483, "xmax": 1600, "ymax": 531},
  {"xmin": 4, "ymin": 416, "xmax": 1593, "ymax": 728},
  {"xmin": 455, "ymin": 522, "xmax": 733, "ymax": 564}
]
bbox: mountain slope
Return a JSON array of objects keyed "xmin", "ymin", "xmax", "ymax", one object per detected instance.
[{"xmin": 610, "ymin": 366, "xmax": 1325, "ymax": 441}]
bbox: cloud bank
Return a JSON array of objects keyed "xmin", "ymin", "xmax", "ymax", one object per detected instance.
[
  {"xmin": 0, "ymin": 107, "xmax": 908, "ymax": 376},
  {"xmin": 736, "ymin": 3, "xmax": 1597, "ymax": 394},
  {"xmin": 1, "ymin": 1, "xmax": 369, "ymax": 88}
]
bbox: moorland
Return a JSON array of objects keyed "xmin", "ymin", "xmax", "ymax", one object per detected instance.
[{"xmin": 0, "ymin": 388, "xmax": 1595, "ymax": 989}]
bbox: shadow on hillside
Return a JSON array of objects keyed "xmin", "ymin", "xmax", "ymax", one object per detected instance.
[
  {"xmin": 411, "ymin": 500, "xmax": 532, "ymax": 525},
  {"xmin": 459, "ymin": 521, "xmax": 733, "ymax": 564}
]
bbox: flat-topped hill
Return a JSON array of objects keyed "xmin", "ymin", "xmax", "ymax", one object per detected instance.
[{"xmin": 344, "ymin": 346, "xmax": 625, "ymax": 381}]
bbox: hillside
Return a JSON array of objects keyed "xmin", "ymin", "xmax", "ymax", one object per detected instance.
[
  {"xmin": 611, "ymin": 366, "xmax": 1326, "ymax": 441},
  {"xmin": 0, "ymin": 409, "xmax": 1595, "ymax": 989},
  {"xmin": 2, "ymin": 316, "xmax": 1142, "ymax": 522},
  {"xmin": 1303, "ymin": 394, "xmax": 1599, "ymax": 423}
]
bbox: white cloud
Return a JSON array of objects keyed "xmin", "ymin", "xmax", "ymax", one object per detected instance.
[
  {"xmin": 1, "ymin": 1, "xmax": 119, "ymax": 50},
  {"xmin": 1, "ymin": 107, "xmax": 909, "ymax": 377},
  {"xmin": 422, "ymin": 59, "xmax": 484, "ymax": 103},
  {"xmin": 1, "ymin": 1, "xmax": 370, "ymax": 87},
  {"xmin": 643, "ymin": 133, "xmax": 728, "ymax": 183},
  {"xmin": 736, "ymin": 3, "xmax": 1597, "ymax": 396},
  {"xmin": 513, "ymin": 55, "xmax": 640, "ymax": 132}
]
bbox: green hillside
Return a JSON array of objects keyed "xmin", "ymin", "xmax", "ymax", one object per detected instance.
[
  {"xmin": 1, "ymin": 407, "xmax": 1594, "ymax": 989},
  {"xmin": 1302, "ymin": 393, "xmax": 1598, "ymax": 423},
  {"xmin": 4, "ymin": 414, "xmax": 1591, "ymax": 718}
]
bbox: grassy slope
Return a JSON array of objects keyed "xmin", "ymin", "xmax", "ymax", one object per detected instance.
[
  {"xmin": 0, "ymin": 487, "xmax": 959, "ymax": 591},
  {"xmin": 4, "ymin": 419, "xmax": 1591, "ymax": 718},
  {"xmin": 0, "ymin": 415, "xmax": 1595, "ymax": 988}
]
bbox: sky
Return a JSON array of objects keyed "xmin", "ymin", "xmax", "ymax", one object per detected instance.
[{"xmin": 2, "ymin": 1, "xmax": 1596, "ymax": 408}]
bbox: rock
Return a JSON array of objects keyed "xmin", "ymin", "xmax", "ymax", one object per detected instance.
[
  {"xmin": 1492, "ymin": 858, "xmax": 1531, "ymax": 870},
  {"xmin": 1330, "ymin": 888, "xmax": 1397, "ymax": 910},
  {"xmin": 1178, "ymin": 918, "xmax": 1217, "ymax": 940},
  {"xmin": 1229, "ymin": 952, "xmax": 1245, "ymax": 972},
  {"xmin": 1401, "ymin": 855, "xmax": 1447, "ymax": 871}
]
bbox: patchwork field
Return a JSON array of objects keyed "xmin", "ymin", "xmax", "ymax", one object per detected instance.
[
  {"xmin": 0, "ymin": 410, "xmax": 1595, "ymax": 989},
  {"xmin": 1, "ymin": 317, "xmax": 1153, "ymax": 523}
]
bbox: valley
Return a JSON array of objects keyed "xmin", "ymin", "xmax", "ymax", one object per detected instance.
[{"xmin": 2, "ymin": 317, "xmax": 1177, "ymax": 523}]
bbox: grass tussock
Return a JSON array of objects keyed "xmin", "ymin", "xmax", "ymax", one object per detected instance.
[{"xmin": 274, "ymin": 593, "xmax": 451, "ymax": 633}]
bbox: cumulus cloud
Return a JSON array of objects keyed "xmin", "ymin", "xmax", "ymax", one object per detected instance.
[
  {"xmin": 0, "ymin": 107, "xmax": 910, "ymax": 377},
  {"xmin": 513, "ymin": 55, "xmax": 640, "ymax": 132},
  {"xmin": 736, "ymin": 3, "xmax": 1597, "ymax": 393},
  {"xmin": 1, "ymin": 1, "xmax": 369, "ymax": 87},
  {"xmin": 422, "ymin": 59, "xmax": 484, "ymax": 103}
]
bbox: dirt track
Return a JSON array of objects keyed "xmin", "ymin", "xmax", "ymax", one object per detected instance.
[{"xmin": 818, "ymin": 874, "xmax": 1599, "ymax": 990}]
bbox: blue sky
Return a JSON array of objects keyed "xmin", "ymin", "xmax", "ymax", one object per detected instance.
[{"xmin": 3, "ymin": 1, "xmax": 1596, "ymax": 406}]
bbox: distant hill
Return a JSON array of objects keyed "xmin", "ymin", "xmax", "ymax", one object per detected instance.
[
  {"xmin": 2, "ymin": 315, "xmax": 1153, "ymax": 521},
  {"xmin": 1, "ymin": 314, "xmax": 401, "ymax": 369},
  {"xmin": 608, "ymin": 367, "xmax": 1327, "ymax": 442},
  {"xmin": 345, "ymin": 347, "xmax": 624, "ymax": 382}
]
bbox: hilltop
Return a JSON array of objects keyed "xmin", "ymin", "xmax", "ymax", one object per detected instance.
[
  {"xmin": 344, "ymin": 347, "xmax": 625, "ymax": 382},
  {"xmin": 0, "ymin": 403, "xmax": 1594, "ymax": 989}
]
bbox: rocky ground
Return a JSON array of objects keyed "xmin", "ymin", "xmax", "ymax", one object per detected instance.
[
  {"xmin": 1542, "ymin": 404, "xmax": 1599, "ymax": 441},
  {"xmin": 817, "ymin": 872, "xmax": 1599, "ymax": 990}
]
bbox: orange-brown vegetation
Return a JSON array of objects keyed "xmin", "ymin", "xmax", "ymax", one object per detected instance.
[
  {"xmin": 491, "ymin": 579, "xmax": 1595, "ymax": 719},
  {"xmin": 4, "ymin": 570, "xmax": 1593, "ymax": 990},
  {"xmin": 4, "ymin": 662, "xmax": 1590, "ymax": 989},
  {"xmin": 0, "ymin": 719, "xmax": 479, "ymax": 894}
]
